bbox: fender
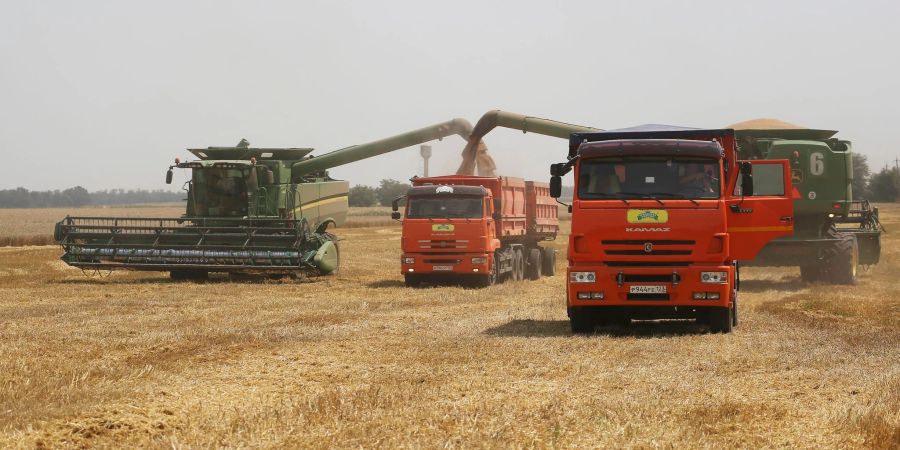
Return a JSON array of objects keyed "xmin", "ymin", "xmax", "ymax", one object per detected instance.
[{"xmin": 315, "ymin": 218, "xmax": 337, "ymax": 234}]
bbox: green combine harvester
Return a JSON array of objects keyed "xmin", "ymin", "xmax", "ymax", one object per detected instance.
[
  {"xmin": 731, "ymin": 119, "xmax": 884, "ymax": 284},
  {"xmin": 54, "ymin": 119, "xmax": 476, "ymax": 279}
]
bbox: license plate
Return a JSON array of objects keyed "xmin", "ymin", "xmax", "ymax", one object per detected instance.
[
  {"xmin": 629, "ymin": 285, "xmax": 667, "ymax": 294},
  {"xmin": 432, "ymin": 265, "xmax": 453, "ymax": 271}
]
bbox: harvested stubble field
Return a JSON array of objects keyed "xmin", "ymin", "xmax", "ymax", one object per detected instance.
[{"xmin": 0, "ymin": 205, "xmax": 897, "ymax": 448}]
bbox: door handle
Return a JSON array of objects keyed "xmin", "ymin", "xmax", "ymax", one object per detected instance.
[
  {"xmin": 780, "ymin": 216, "xmax": 793, "ymax": 222},
  {"xmin": 730, "ymin": 204, "xmax": 753, "ymax": 213}
]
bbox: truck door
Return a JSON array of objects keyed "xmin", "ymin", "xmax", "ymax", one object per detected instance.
[{"xmin": 726, "ymin": 160, "xmax": 794, "ymax": 261}]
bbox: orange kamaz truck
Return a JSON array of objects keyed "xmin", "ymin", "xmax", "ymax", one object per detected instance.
[
  {"xmin": 548, "ymin": 126, "xmax": 794, "ymax": 333},
  {"xmin": 391, "ymin": 175, "xmax": 559, "ymax": 287}
]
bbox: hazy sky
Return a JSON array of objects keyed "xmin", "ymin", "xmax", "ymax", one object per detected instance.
[{"xmin": 1, "ymin": 0, "xmax": 898, "ymax": 191}]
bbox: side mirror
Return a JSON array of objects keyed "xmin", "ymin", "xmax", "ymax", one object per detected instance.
[
  {"xmin": 549, "ymin": 176, "xmax": 562, "ymax": 198},
  {"xmin": 550, "ymin": 163, "xmax": 568, "ymax": 177},
  {"xmin": 165, "ymin": 168, "xmax": 173, "ymax": 184},
  {"xmin": 265, "ymin": 169, "xmax": 275, "ymax": 185},
  {"xmin": 391, "ymin": 195, "xmax": 405, "ymax": 214},
  {"xmin": 740, "ymin": 162, "xmax": 754, "ymax": 196}
]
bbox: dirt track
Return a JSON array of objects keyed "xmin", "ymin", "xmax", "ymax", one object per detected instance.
[{"xmin": 0, "ymin": 207, "xmax": 897, "ymax": 448}]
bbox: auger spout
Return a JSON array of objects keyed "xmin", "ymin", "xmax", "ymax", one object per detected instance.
[
  {"xmin": 291, "ymin": 118, "xmax": 474, "ymax": 178},
  {"xmin": 456, "ymin": 110, "xmax": 603, "ymax": 176}
]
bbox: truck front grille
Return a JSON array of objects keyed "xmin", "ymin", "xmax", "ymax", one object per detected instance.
[
  {"xmin": 423, "ymin": 258, "xmax": 461, "ymax": 264},
  {"xmin": 602, "ymin": 239, "xmax": 695, "ymax": 257},
  {"xmin": 417, "ymin": 240, "xmax": 469, "ymax": 249}
]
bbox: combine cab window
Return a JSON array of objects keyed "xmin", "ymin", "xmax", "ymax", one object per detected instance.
[
  {"xmin": 578, "ymin": 157, "xmax": 720, "ymax": 200},
  {"xmin": 407, "ymin": 196, "xmax": 484, "ymax": 219},
  {"xmin": 192, "ymin": 168, "xmax": 249, "ymax": 217}
]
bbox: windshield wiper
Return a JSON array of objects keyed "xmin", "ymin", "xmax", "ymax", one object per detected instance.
[
  {"xmin": 648, "ymin": 192, "xmax": 700, "ymax": 206},
  {"xmin": 582, "ymin": 192, "xmax": 630, "ymax": 204},
  {"xmin": 617, "ymin": 192, "xmax": 664, "ymax": 205}
]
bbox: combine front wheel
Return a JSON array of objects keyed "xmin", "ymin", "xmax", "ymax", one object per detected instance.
[{"xmin": 827, "ymin": 234, "xmax": 859, "ymax": 285}]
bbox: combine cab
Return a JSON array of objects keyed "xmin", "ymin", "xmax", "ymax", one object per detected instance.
[{"xmin": 55, "ymin": 118, "xmax": 481, "ymax": 279}]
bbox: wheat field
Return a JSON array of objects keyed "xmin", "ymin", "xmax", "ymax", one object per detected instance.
[{"xmin": 0, "ymin": 205, "xmax": 897, "ymax": 448}]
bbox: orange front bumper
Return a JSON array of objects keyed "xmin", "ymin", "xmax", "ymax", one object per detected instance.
[
  {"xmin": 567, "ymin": 264, "xmax": 733, "ymax": 308},
  {"xmin": 400, "ymin": 252, "xmax": 491, "ymax": 277}
]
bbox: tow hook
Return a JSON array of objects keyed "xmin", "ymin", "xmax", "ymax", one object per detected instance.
[
  {"xmin": 672, "ymin": 272, "xmax": 681, "ymax": 286},
  {"xmin": 616, "ymin": 272, "xmax": 624, "ymax": 288}
]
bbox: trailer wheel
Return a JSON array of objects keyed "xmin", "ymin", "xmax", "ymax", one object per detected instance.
[
  {"xmin": 526, "ymin": 248, "xmax": 542, "ymax": 280},
  {"xmin": 708, "ymin": 307, "xmax": 733, "ymax": 334},
  {"xmin": 825, "ymin": 233, "xmax": 858, "ymax": 285},
  {"xmin": 541, "ymin": 248, "xmax": 556, "ymax": 276}
]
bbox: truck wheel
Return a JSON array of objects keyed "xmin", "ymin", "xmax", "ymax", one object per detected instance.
[
  {"xmin": 541, "ymin": 248, "xmax": 556, "ymax": 276},
  {"xmin": 526, "ymin": 248, "xmax": 542, "ymax": 280},
  {"xmin": 732, "ymin": 291, "xmax": 738, "ymax": 327},
  {"xmin": 570, "ymin": 308, "xmax": 594, "ymax": 334},
  {"xmin": 478, "ymin": 253, "xmax": 499, "ymax": 287},
  {"xmin": 708, "ymin": 307, "xmax": 733, "ymax": 334},
  {"xmin": 404, "ymin": 274, "xmax": 422, "ymax": 287},
  {"xmin": 826, "ymin": 234, "xmax": 859, "ymax": 285},
  {"xmin": 513, "ymin": 248, "xmax": 525, "ymax": 281},
  {"xmin": 170, "ymin": 269, "xmax": 208, "ymax": 281}
]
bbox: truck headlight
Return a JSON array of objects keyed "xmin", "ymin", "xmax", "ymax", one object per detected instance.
[
  {"xmin": 700, "ymin": 271, "xmax": 728, "ymax": 283},
  {"xmin": 471, "ymin": 257, "xmax": 486, "ymax": 264},
  {"xmin": 402, "ymin": 257, "xmax": 415, "ymax": 264},
  {"xmin": 570, "ymin": 272, "xmax": 596, "ymax": 283}
]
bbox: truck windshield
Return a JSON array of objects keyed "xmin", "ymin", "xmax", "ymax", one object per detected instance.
[
  {"xmin": 578, "ymin": 157, "xmax": 720, "ymax": 200},
  {"xmin": 192, "ymin": 168, "xmax": 249, "ymax": 217},
  {"xmin": 407, "ymin": 196, "xmax": 484, "ymax": 219}
]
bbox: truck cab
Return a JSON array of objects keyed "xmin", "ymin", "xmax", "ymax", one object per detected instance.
[
  {"xmin": 394, "ymin": 175, "xmax": 558, "ymax": 287},
  {"xmin": 550, "ymin": 128, "xmax": 794, "ymax": 333}
]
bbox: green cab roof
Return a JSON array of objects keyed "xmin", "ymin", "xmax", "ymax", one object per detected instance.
[{"xmin": 188, "ymin": 147, "xmax": 314, "ymax": 161}]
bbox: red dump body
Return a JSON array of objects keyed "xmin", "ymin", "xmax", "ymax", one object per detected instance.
[
  {"xmin": 409, "ymin": 175, "xmax": 558, "ymax": 241},
  {"xmin": 399, "ymin": 175, "xmax": 559, "ymax": 285}
]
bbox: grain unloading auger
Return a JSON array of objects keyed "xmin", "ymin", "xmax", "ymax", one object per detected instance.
[
  {"xmin": 455, "ymin": 110, "xmax": 603, "ymax": 176},
  {"xmin": 55, "ymin": 119, "xmax": 478, "ymax": 279}
]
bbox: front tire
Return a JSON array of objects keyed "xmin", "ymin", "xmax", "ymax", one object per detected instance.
[
  {"xmin": 708, "ymin": 307, "xmax": 733, "ymax": 334},
  {"xmin": 569, "ymin": 308, "xmax": 594, "ymax": 334},
  {"xmin": 826, "ymin": 233, "xmax": 858, "ymax": 285},
  {"xmin": 404, "ymin": 274, "xmax": 423, "ymax": 287}
]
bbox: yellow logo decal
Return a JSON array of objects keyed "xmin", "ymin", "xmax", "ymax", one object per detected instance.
[
  {"xmin": 432, "ymin": 224, "xmax": 455, "ymax": 232},
  {"xmin": 627, "ymin": 209, "xmax": 669, "ymax": 224}
]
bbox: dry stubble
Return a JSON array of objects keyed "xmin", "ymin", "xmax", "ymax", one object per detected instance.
[{"xmin": 0, "ymin": 206, "xmax": 897, "ymax": 448}]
